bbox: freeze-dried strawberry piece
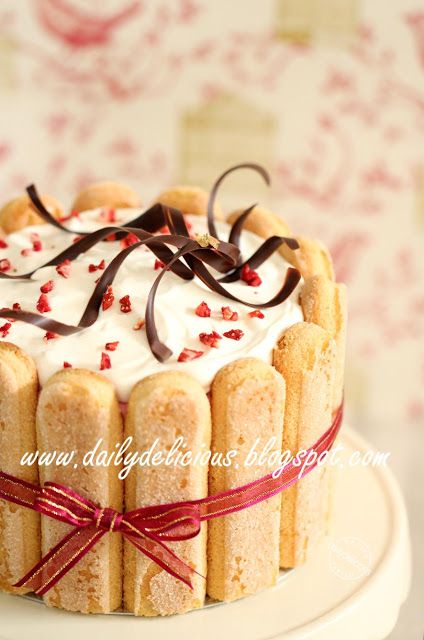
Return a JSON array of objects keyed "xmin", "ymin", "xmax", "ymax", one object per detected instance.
[
  {"xmin": 37, "ymin": 294, "xmax": 51, "ymax": 313},
  {"xmin": 133, "ymin": 318, "xmax": 145, "ymax": 331},
  {"xmin": 0, "ymin": 259, "xmax": 11, "ymax": 272},
  {"xmin": 100, "ymin": 352, "xmax": 111, "ymax": 370},
  {"xmin": 30, "ymin": 233, "xmax": 42, "ymax": 252},
  {"xmin": 154, "ymin": 259, "xmax": 165, "ymax": 270},
  {"xmin": 105, "ymin": 341, "xmax": 119, "ymax": 351},
  {"xmin": 178, "ymin": 348, "xmax": 204, "ymax": 362},
  {"xmin": 99, "ymin": 208, "xmax": 117, "ymax": 223},
  {"xmin": 0, "ymin": 239, "xmax": 8, "ymax": 249},
  {"xmin": 223, "ymin": 329, "xmax": 244, "ymax": 341},
  {"xmin": 0, "ymin": 322, "xmax": 11, "ymax": 338},
  {"xmin": 102, "ymin": 286, "xmax": 114, "ymax": 311},
  {"xmin": 63, "ymin": 361, "xmax": 72, "ymax": 368},
  {"xmin": 195, "ymin": 301, "xmax": 211, "ymax": 317},
  {"xmin": 199, "ymin": 331, "xmax": 222, "ymax": 348},
  {"xmin": 44, "ymin": 331, "xmax": 58, "ymax": 341},
  {"xmin": 12, "ymin": 302, "xmax": 21, "ymax": 310},
  {"xmin": 21, "ymin": 248, "xmax": 32, "ymax": 257},
  {"xmin": 221, "ymin": 306, "xmax": 238, "ymax": 321},
  {"xmin": 119, "ymin": 295, "xmax": 131, "ymax": 313},
  {"xmin": 40, "ymin": 280, "xmax": 55, "ymax": 293},
  {"xmin": 56, "ymin": 259, "xmax": 72, "ymax": 278},
  {"xmin": 88, "ymin": 259, "xmax": 105, "ymax": 273},
  {"xmin": 120, "ymin": 233, "xmax": 139, "ymax": 249},
  {"xmin": 241, "ymin": 264, "xmax": 262, "ymax": 287},
  {"xmin": 248, "ymin": 309, "xmax": 265, "ymax": 319}
]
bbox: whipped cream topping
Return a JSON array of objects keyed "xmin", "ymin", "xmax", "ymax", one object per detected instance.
[{"xmin": 0, "ymin": 209, "xmax": 303, "ymax": 400}]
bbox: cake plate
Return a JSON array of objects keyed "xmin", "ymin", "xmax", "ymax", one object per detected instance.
[{"xmin": 0, "ymin": 426, "xmax": 411, "ymax": 640}]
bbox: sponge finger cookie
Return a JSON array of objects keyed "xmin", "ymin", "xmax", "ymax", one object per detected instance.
[
  {"xmin": 0, "ymin": 194, "xmax": 63, "ymax": 234},
  {"xmin": 71, "ymin": 181, "xmax": 141, "ymax": 213},
  {"xmin": 273, "ymin": 323, "xmax": 336, "ymax": 567},
  {"xmin": 36, "ymin": 368, "xmax": 123, "ymax": 613},
  {"xmin": 154, "ymin": 186, "xmax": 223, "ymax": 219},
  {"xmin": 0, "ymin": 343, "xmax": 39, "ymax": 593},
  {"xmin": 301, "ymin": 275, "xmax": 347, "ymax": 410},
  {"xmin": 124, "ymin": 371, "xmax": 211, "ymax": 616},
  {"xmin": 281, "ymin": 236, "xmax": 335, "ymax": 281},
  {"xmin": 208, "ymin": 358, "xmax": 285, "ymax": 602}
]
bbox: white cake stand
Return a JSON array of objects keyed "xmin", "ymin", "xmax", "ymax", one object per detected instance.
[{"xmin": 0, "ymin": 427, "xmax": 411, "ymax": 640}]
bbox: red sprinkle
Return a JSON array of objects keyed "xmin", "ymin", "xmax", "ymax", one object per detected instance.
[
  {"xmin": 178, "ymin": 348, "xmax": 204, "ymax": 362},
  {"xmin": 119, "ymin": 294, "xmax": 132, "ymax": 313},
  {"xmin": 0, "ymin": 259, "xmax": 11, "ymax": 272},
  {"xmin": 221, "ymin": 306, "xmax": 238, "ymax": 321},
  {"xmin": 56, "ymin": 259, "xmax": 72, "ymax": 278},
  {"xmin": 154, "ymin": 259, "xmax": 165, "ymax": 270},
  {"xmin": 105, "ymin": 341, "xmax": 119, "ymax": 351},
  {"xmin": 248, "ymin": 309, "xmax": 265, "ymax": 319},
  {"xmin": 133, "ymin": 318, "xmax": 145, "ymax": 331},
  {"xmin": 0, "ymin": 322, "xmax": 11, "ymax": 338},
  {"xmin": 241, "ymin": 264, "xmax": 262, "ymax": 287},
  {"xmin": 100, "ymin": 352, "xmax": 111, "ymax": 370},
  {"xmin": 223, "ymin": 329, "xmax": 244, "ymax": 341},
  {"xmin": 0, "ymin": 239, "xmax": 8, "ymax": 249},
  {"xmin": 195, "ymin": 301, "xmax": 211, "ymax": 318},
  {"xmin": 88, "ymin": 259, "xmax": 106, "ymax": 273},
  {"xmin": 12, "ymin": 303, "xmax": 21, "ymax": 311},
  {"xmin": 37, "ymin": 294, "xmax": 51, "ymax": 313},
  {"xmin": 44, "ymin": 331, "xmax": 58, "ymax": 341},
  {"xmin": 199, "ymin": 331, "xmax": 222, "ymax": 348},
  {"xmin": 63, "ymin": 361, "xmax": 72, "ymax": 368},
  {"xmin": 102, "ymin": 286, "xmax": 115, "ymax": 311},
  {"xmin": 40, "ymin": 280, "xmax": 55, "ymax": 294},
  {"xmin": 121, "ymin": 233, "xmax": 139, "ymax": 249}
]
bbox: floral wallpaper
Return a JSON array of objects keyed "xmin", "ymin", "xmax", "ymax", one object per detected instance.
[{"xmin": 0, "ymin": 0, "xmax": 423, "ymax": 429}]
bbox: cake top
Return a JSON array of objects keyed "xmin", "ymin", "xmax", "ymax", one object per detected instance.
[{"xmin": 0, "ymin": 207, "xmax": 302, "ymax": 400}]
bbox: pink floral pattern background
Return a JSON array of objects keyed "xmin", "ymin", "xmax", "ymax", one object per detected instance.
[{"xmin": 0, "ymin": 0, "xmax": 423, "ymax": 430}]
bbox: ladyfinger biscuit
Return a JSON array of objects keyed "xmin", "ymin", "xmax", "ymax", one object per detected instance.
[
  {"xmin": 154, "ymin": 185, "xmax": 223, "ymax": 219},
  {"xmin": 71, "ymin": 181, "xmax": 141, "ymax": 213},
  {"xmin": 227, "ymin": 205, "xmax": 291, "ymax": 238},
  {"xmin": 227, "ymin": 208, "xmax": 334, "ymax": 280},
  {"xmin": 36, "ymin": 369, "xmax": 123, "ymax": 613},
  {"xmin": 273, "ymin": 323, "xmax": 336, "ymax": 568},
  {"xmin": 208, "ymin": 358, "xmax": 285, "ymax": 602},
  {"xmin": 0, "ymin": 343, "xmax": 39, "ymax": 593},
  {"xmin": 124, "ymin": 371, "xmax": 211, "ymax": 616},
  {"xmin": 301, "ymin": 275, "xmax": 347, "ymax": 410},
  {"xmin": 281, "ymin": 236, "xmax": 335, "ymax": 281},
  {"xmin": 0, "ymin": 194, "xmax": 63, "ymax": 234}
]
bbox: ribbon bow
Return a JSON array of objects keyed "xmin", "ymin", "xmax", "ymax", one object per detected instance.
[{"xmin": 0, "ymin": 403, "xmax": 343, "ymax": 595}]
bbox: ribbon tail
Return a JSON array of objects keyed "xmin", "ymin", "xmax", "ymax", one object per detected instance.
[
  {"xmin": 124, "ymin": 532, "xmax": 199, "ymax": 589},
  {"xmin": 14, "ymin": 525, "xmax": 105, "ymax": 595}
]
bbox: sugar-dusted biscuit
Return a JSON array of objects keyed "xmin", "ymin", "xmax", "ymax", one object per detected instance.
[
  {"xmin": 154, "ymin": 185, "xmax": 223, "ymax": 219},
  {"xmin": 124, "ymin": 371, "xmax": 211, "ymax": 616},
  {"xmin": 36, "ymin": 369, "xmax": 123, "ymax": 613},
  {"xmin": 0, "ymin": 343, "xmax": 39, "ymax": 593},
  {"xmin": 208, "ymin": 358, "xmax": 285, "ymax": 602},
  {"xmin": 281, "ymin": 236, "xmax": 335, "ymax": 281},
  {"xmin": 227, "ymin": 207, "xmax": 334, "ymax": 280},
  {"xmin": 0, "ymin": 194, "xmax": 63, "ymax": 234},
  {"xmin": 300, "ymin": 275, "xmax": 347, "ymax": 410},
  {"xmin": 273, "ymin": 323, "xmax": 336, "ymax": 567},
  {"xmin": 71, "ymin": 181, "xmax": 141, "ymax": 213},
  {"xmin": 227, "ymin": 204, "xmax": 291, "ymax": 238}
]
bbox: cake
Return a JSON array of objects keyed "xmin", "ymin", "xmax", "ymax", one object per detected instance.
[{"xmin": 0, "ymin": 165, "xmax": 347, "ymax": 615}]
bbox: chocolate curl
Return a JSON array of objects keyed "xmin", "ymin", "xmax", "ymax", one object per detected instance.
[{"xmin": 207, "ymin": 163, "xmax": 270, "ymax": 239}]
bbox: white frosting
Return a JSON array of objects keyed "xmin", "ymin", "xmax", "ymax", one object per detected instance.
[{"xmin": 0, "ymin": 209, "xmax": 303, "ymax": 400}]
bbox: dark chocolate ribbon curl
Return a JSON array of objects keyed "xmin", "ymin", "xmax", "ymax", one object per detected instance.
[{"xmin": 1, "ymin": 166, "xmax": 301, "ymax": 362}]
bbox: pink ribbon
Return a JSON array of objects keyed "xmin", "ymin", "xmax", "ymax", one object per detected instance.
[{"xmin": 0, "ymin": 403, "xmax": 342, "ymax": 594}]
